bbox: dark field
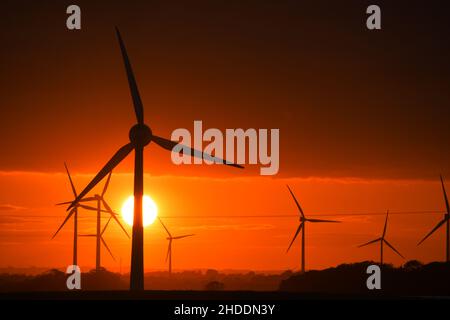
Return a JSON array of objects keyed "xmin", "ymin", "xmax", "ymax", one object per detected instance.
[
  {"xmin": 1, "ymin": 261, "xmax": 450, "ymax": 300},
  {"xmin": 0, "ymin": 290, "xmax": 445, "ymax": 300}
]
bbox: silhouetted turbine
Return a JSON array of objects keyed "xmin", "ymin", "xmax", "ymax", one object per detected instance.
[
  {"xmin": 358, "ymin": 210, "xmax": 404, "ymax": 265},
  {"xmin": 159, "ymin": 217, "xmax": 194, "ymax": 274},
  {"xmin": 52, "ymin": 163, "xmax": 104, "ymax": 266},
  {"xmin": 58, "ymin": 171, "xmax": 129, "ymax": 270},
  {"xmin": 64, "ymin": 172, "xmax": 129, "ymax": 270},
  {"xmin": 286, "ymin": 185, "xmax": 340, "ymax": 273},
  {"xmin": 79, "ymin": 216, "xmax": 116, "ymax": 265},
  {"xmin": 418, "ymin": 175, "xmax": 450, "ymax": 262},
  {"xmin": 67, "ymin": 27, "xmax": 243, "ymax": 291}
]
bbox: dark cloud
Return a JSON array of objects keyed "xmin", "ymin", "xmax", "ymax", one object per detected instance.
[{"xmin": 0, "ymin": 1, "xmax": 449, "ymax": 178}]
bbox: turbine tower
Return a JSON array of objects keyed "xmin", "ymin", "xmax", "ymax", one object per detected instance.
[
  {"xmin": 358, "ymin": 211, "xmax": 404, "ymax": 265},
  {"xmin": 286, "ymin": 185, "xmax": 340, "ymax": 273},
  {"xmin": 67, "ymin": 27, "xmax": 243, "ymax": 291},
  {"xmin": 79, "ymin": 216, "xmax": 117, "ymax": 268},
  {"xmin": 158, "ymin": 217, "xmax": 194, "ymax": 274},
  {"xmin": 52, "ymin": 163, "xmax": 102, "ymax": 266},
  {"xmin": 418, "ymin": 175, "xmax": 450, "ymax": 262}
]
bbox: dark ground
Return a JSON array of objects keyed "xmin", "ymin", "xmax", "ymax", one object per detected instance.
[
  {"xmin": 0, "ymin": 290, "xmax": 447, "ymax": 300},
  {"xmin": 1, "ymin": 261, "xmax": 449, "ymax": 299}
]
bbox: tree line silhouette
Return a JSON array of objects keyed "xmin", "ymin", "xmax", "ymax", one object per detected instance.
[{"xmin": 0, "ymin": 261, "xmax": 449, "ymax": 295}]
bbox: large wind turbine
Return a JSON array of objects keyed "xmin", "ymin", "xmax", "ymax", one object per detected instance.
[
  {"xmin": 286, "ymin": 185, "xmax": 340, "ymax": 273},
  {"xmin": 67, "ymin": 28, "xmax": 242, "ymax": 290},
  {"xmin": 158, "ymin": 217, "xmax": 194, "ymax": 274},
  {"xmin": 358, "ymin": 211, "xmax": 404, "ymax": 265},
  {"xmin": 52, "ymin": 163, "xmax": 104, "ymax": 266},
  {"xmin": 418, "ymin": 175, "xmax": 450, "ymax": 262},
  {"xmin": 79, "ymin": 216, "xmax": 117, "ymax": 267}
]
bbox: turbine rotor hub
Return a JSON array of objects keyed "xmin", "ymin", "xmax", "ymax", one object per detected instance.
[{"xmin": 129, "ymin": 124, "xmax": 152, "ymax": 147}]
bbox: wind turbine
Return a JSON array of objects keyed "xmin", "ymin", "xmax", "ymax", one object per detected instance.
[
  {"xmin": 286, "ymin": 185, "xmax": 340, "ymax": 273},
  {"xmin": 58, "ymin": 171, "xmax": 129, "ymax": 270},
  {"xmin": 52, "ymin": 163, "xmax": 105, "ymax": 266},
  {"xmin": 418, "ymin": 175, "xmax": 450, "ymax": 262},
  {"xmin": 79, "ymin": 216, "xmax": 117, "ymax": 268},
  {"xmin": 67, "ymin": 27, "xmax": 243, "ymax": 291},
  {"xmin": 358, "ymin": 211, "xmax": 404, "ymax": 265},
  {"xmin": 64, "ymin": 172, "xmax": 129, "ymax": 270},
  {"xmin": 158, "ymin": 217, "xmax": 194, "ymax": 274}
]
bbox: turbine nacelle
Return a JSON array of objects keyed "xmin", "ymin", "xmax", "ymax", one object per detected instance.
[{"xmin": 129, "ymin": 124, "xmax": 152, "ymax": 147}]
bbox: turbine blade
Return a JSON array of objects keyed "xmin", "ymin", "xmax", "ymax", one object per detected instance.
[
  {"xmin": 51, "ymin": 208, "xmax": 77, "ymax": 239},
  {"xmin": 417, "ymin": 219, "xmax": 446, "ymax": 245},
  {"xmin": 152, "ymin": 135, "xmax": 244, "ymax": 169},
  {"xmin": 101, "ymin": 217, "xmax": 113, "ymax": 235},
  {"xmin": 57, "ymin": 197, "xmax": 97, "ymax": 206},
  {"xmin": 101, "ymin": 237, "xmax": 116, "ymax": 261},
  {"xmin": 115, "ymin": 27, "xmax": 144, "ymax": 124},
  {"xmin": 358, "ymin": 237, "xmax": 382, "ymax": 248},
  {"xmin": 78, "ymin": 204, "xmax": 113, "ymax": 214},
  {"xmin": 79, "ymin": 197, "xmax": 98, "ymax": 202},
  {"xmin": 67, "ymin": 143, "xmax": 134, "ymax": 211},
  {"xmin": 440, "ymin": 175, "xmax": 450, "ymax": 214},
  {"xmin": 382, "ymin": 210, "xmax": 389, "ymax": 238},
  {"xmin": 158, "ymin": 217, "xmax": 172, "ymax": 237},
  {"xmin": 56, "ymin": 200, "xmax": 73, "ymax": 206},
  {"xmin": 384, "ymin": 239, "xmax": 404, "ymax": 259},
  {"xmin": 307, "ymin": 219, "xmax": 341, "ymax": 223},
  {"xmin": 102, "ymin": 199, "xmax": 130, "ymax": 239},
  {"xmin": 102, "ymin": 171, "xmax": 112, "ymax": 197},
  {"xmin": 286, "ymin": 185, "xmax": 305, "ymax": 218},
  {"xmin": 172, "ymin": 234, "xmax": 195, "ymax": 240},
  {"xmin": 78, "ymin": 204, "xmax": 99, "ymax": 211},
  {"xmin": 286, "ymin": 223, "xmax": 303, "ymax": 253},
  {"xmin": 64, "ymin": 162, "xmax": 77, "ymax": 197}
]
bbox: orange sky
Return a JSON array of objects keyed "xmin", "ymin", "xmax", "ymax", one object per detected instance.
[
  {"xmin": 1, "ymin": 1, "xmax": 450, "ymax": 273},
  {"xmin": 0, "ymin": 171, "xmax": 447, "ymax": 272}
]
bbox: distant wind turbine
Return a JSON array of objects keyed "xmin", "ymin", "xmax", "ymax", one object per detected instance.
[
  {"xmin": 66, "ymin": 172, "xmax": 129, "ymax": 270},
  {"xmin": 358, "ymin": 210, "xmax": 404, "ymax": 265},
  {"xmin": 58, "ymin": 171, "xmax": 129, "ymax": 270},
  {"xmin": 52, "ymin": 163, "xmax": 106, "ymax": 266},
  {"xmin": 418, "ymin": 175, "xmax": 450, "ymax": 262},
  {"xmin": 79, "ymin": 216, "xmax": 117, "ymax": 266},
  {"xmin": 67, "ymin": 27, "xmax": 242, "ymax": 291},
  {"xmin": 158, "ymin": 217, "xmax": 194, "ymax": 274},
  {"xmin": 286, "ymin": 185, "xmax": 340, "ymax": 273}
]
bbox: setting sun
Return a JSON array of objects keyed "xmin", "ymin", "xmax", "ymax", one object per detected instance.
[{"xmin": 121, "ymin": 195, "xmax": 158, "ymax": 227}]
